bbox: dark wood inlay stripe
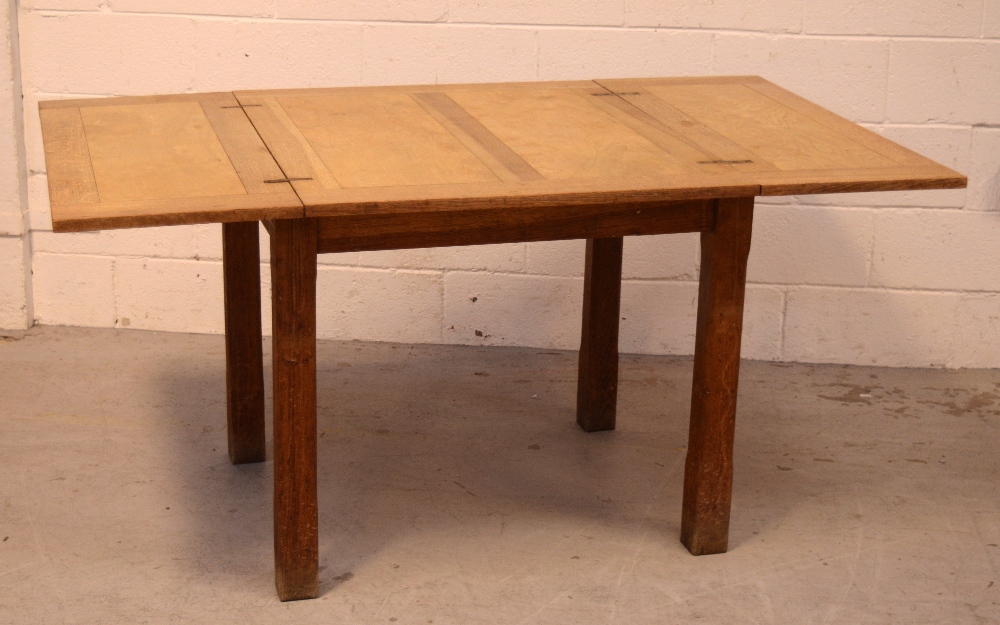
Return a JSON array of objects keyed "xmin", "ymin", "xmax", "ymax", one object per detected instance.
[
  {"xmin": 415, "ymin": 92, "xmax": 545, "ymax": 182},
  {"xmin": 591, "ymin": 81, "xmax": 776, "ymax": 172}
]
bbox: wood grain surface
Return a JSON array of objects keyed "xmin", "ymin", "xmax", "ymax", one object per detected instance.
[
  {"xmin": 576, "ymin": 237, "xmax": 624, "ymax": 432},
  {"xmin": 270, "ymin": 217, "xmax": 319, "ymax": 601},
  {"xmin": 223, "ymin": 221, "xmax": 266, "ymax": 465},
  {"xmin": 40, "ymin": 93, "xmax": 302, "ymax": 232},
  {"xmin": 40, "ymin": 77, "xmax": 965, "ymax": 233},
  {"xmin": 235, "ymin": 76, "xmax": 964, "ymax": 219},
  {"xmin": 681, "ymin": 196, "xmax": 755, "ymax": 556}
]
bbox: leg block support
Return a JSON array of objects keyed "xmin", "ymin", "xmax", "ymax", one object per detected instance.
[
  {"xmin": 223, "ymin": 221, "xmax": 266, "ymax": 465},
  {"xmin": 270, "ymin": 218, "xmax": 320, "ymax": 601},
  {"xmin": 577, "ymin": 237, "xmax": 624, "ymax": 432},
  {"xmin": 681, "ymin": 197, "xmax": 754, "ymax": 555}
]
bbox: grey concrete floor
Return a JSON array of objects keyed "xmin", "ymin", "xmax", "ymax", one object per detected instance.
[{"xmin": 1, "ymin": 326, "xmax": 999, "ymax": 624}]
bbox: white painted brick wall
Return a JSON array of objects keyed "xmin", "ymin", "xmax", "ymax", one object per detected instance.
[
  {"xmin": 31, "ymin": 251, "xmax": 114, "ymax": 327},
  {"xmin": 784, "ymin": 287, "xmax": 959, "ymax": 367},
  {"xmin": 0, "ymin": 235, "xmax": 29, "ymax": 325},
  {"xmin": 452, "ymin": 0, "xmax": 623, "ymax": 27},
  {"xmin": 364, "ymin": 24, "xmax": 536, "ymax": 85},
  {"xmin": 0, "ymin": 0, "xmax": 28, "ymax": 329},
  {"xmin": 319, "ymin": 243, "xmax": 526, "ymax": 273},
  {"xmin": 114, "ymin": 257, "xmax": 224, "ymax": 333},
  {"xmin": 0, "ymin": 1, "xmax": 19, "ymax": 234},
  {"xmin": 801, "ymin": 0, "xmax": 985, "ymax": 37},
  {"xmin": 970, "ymin": 128, "xmax": 1000, "ymax": 212},
  {"xmin": 988, "ymin": 1, "xmax": 1000, "ymax": 37},
  {"xmin": 444, "ymin": 271, "xmax": 582, "ymax": 348},
  {"xmin": 626, "ymin": 0, "xmax": 803, "ymax": 33},
  {"xmin": 316, "ymin": 266, "xmax": 444, "ymax": 343},
  {"xmin": 279, "ymin": 0, "xmax": 447, "ymax": 23},
  {"xmin": 537, "ymin": 29, "xmax": 713, "ymax": 79},
  {"xmin": 747, "ymin": 206, "xmax": 873, "ymax": 287},
  {"xmin": 871, "ymin": 210, "xmax": 1000, "ymax": 291},
  {"xmin": 713, "ymin": 34, "xmax": 890, "ymax": 122},
  {"xmin": 526, "ymin": 236, "xmax": 701, "ymax": 279},
  {"xmin": 888, "ymin": 40, "xmax": 1000, "ymax": 125},
  {"xmin": 8, "ymin": 1, "xmax": 1000, "ymax": 368},
  {"xmin": 956, "ymin": 293, "xmax": 1000, "ymax": 367},
  {"xmin": 191, "ymin": 20, "xmax": 365, "ymax": 91}
]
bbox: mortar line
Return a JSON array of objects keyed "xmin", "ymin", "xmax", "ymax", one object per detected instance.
[
  {"xmin": 25, "ymin": 10, "xmax": 1000, "ymax": 43},
  {"xmin": 865, "ymin": 211, "xmax": 876, "ymax": 288},
  {"xmin": 534, "ymin": 29, "xmax": 540, "ymax": 80},
  {"xmin": 359, "ymin": 23, "xmax": 366, "ymax": 83},
  {"xmin": 514, "ymin": 271, "xmax": 1000, "ymax": 296},
  {"xmin": 708, "ymin": 31, "xmax": 718, "ymax": 72},
  {"xmin": 778, "ymin": 286, "xmax": 789, "ymax": 360},
  {"xmin": 111, "ymin": 257, "xmax": 119, "ymax": 327},
  {"xmin": 883, "ymin": 42, "xmax": 892, "ymax": 123},
  {"xmin": 948, "ymin": 283, "xmax": 962, "ymax": 367}
]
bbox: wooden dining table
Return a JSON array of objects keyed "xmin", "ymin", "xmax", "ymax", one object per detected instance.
[{"xmin": 38, "ymin": 75, "xmax": 965, "ymax": 601}]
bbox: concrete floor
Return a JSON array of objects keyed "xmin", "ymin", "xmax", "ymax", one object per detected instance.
[{"xmin": 1, "ymin": 326, "xmax": 999, "ymax": 624}]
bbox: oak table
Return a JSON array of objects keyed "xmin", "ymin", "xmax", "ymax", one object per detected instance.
[{"xmin": 39, "ymin": 76, "xmax": 966, "ymax": 601}]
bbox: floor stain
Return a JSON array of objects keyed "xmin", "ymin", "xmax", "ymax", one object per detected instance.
[{"xmin": 817, "ymin": 384, "xmax": 875, "ymax": 404}]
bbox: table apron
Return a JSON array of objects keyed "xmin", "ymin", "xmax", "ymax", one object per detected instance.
[{"xmin": 310, "ymin": 198, "xmax": 716, "ymax": 254}]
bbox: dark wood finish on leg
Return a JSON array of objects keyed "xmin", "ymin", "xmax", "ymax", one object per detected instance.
[
  {"xmin": 223, "ymin": 221, "xmax": 266, "ymax": 464},
  {"xmin": 681, "ymin": 197, "xmax": 754, "ymax": 555},
  {"xmin": 577, "ymin": 237, "xmax": 624, "ymax": 432},
  {"xmin": 269, "ymin": 217, "xmax": 320, "ymax": 601}
]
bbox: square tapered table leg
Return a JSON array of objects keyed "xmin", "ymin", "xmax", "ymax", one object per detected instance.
[
  {"xmin": 577, "ymin": 236, "xmax": 624, "ymax": 432},
  {"xmin": 681, "ymin": 196, "xmax": 754, "ymax": 555},
  {"xmin": 223, "ymin": 221, "xmax": 266, "ymax": 465},
  {"xmin": 269, "ymin": 218, "xmax": 320, "ymax": 601}
]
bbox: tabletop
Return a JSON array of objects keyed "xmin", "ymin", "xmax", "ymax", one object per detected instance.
[{"xmin": 40, "ymin": 76, "xmax": 965, "ymax": 233}]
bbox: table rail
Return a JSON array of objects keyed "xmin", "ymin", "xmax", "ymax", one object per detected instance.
[{"xmin": 313, "ymin": 198, "xmax": 715, "ymax": 254}]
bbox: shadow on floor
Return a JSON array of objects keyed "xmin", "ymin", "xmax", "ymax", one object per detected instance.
[{"xmin": 153, "ymin": 337, "xmax": 836, "ymax": 595}]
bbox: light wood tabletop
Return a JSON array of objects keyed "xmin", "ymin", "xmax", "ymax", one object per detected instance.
[
  {"xmin": 38, "ymin": 76, "xmax": 967, "ymax": 602},
  {"xmin": 42, "ymin": 76, "xmax": 963, "ymax": 233}
]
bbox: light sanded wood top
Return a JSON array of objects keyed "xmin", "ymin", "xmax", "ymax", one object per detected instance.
[
  {"xmin": 39, "ymin": 92, "xmax": 302, "ymax": 232},
  {"xmin": 40, "ymin": 77, "xmax": 965, "ymax": 231}
]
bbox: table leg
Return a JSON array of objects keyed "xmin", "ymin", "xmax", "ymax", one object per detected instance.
[
  {"xmin": 223, "ymin": 221, "xmax": 266, "ymax": 464},
  {"xmin": 681, "ymin": 196, "xmax": 754, "ymax": 555},
  {"xmin": 269, "ymin": 218, "xmax": 319, "ymax": 601},
  {"xmin": 576, "ymin": 236, "xmax": 624, "ymax": 432}
]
